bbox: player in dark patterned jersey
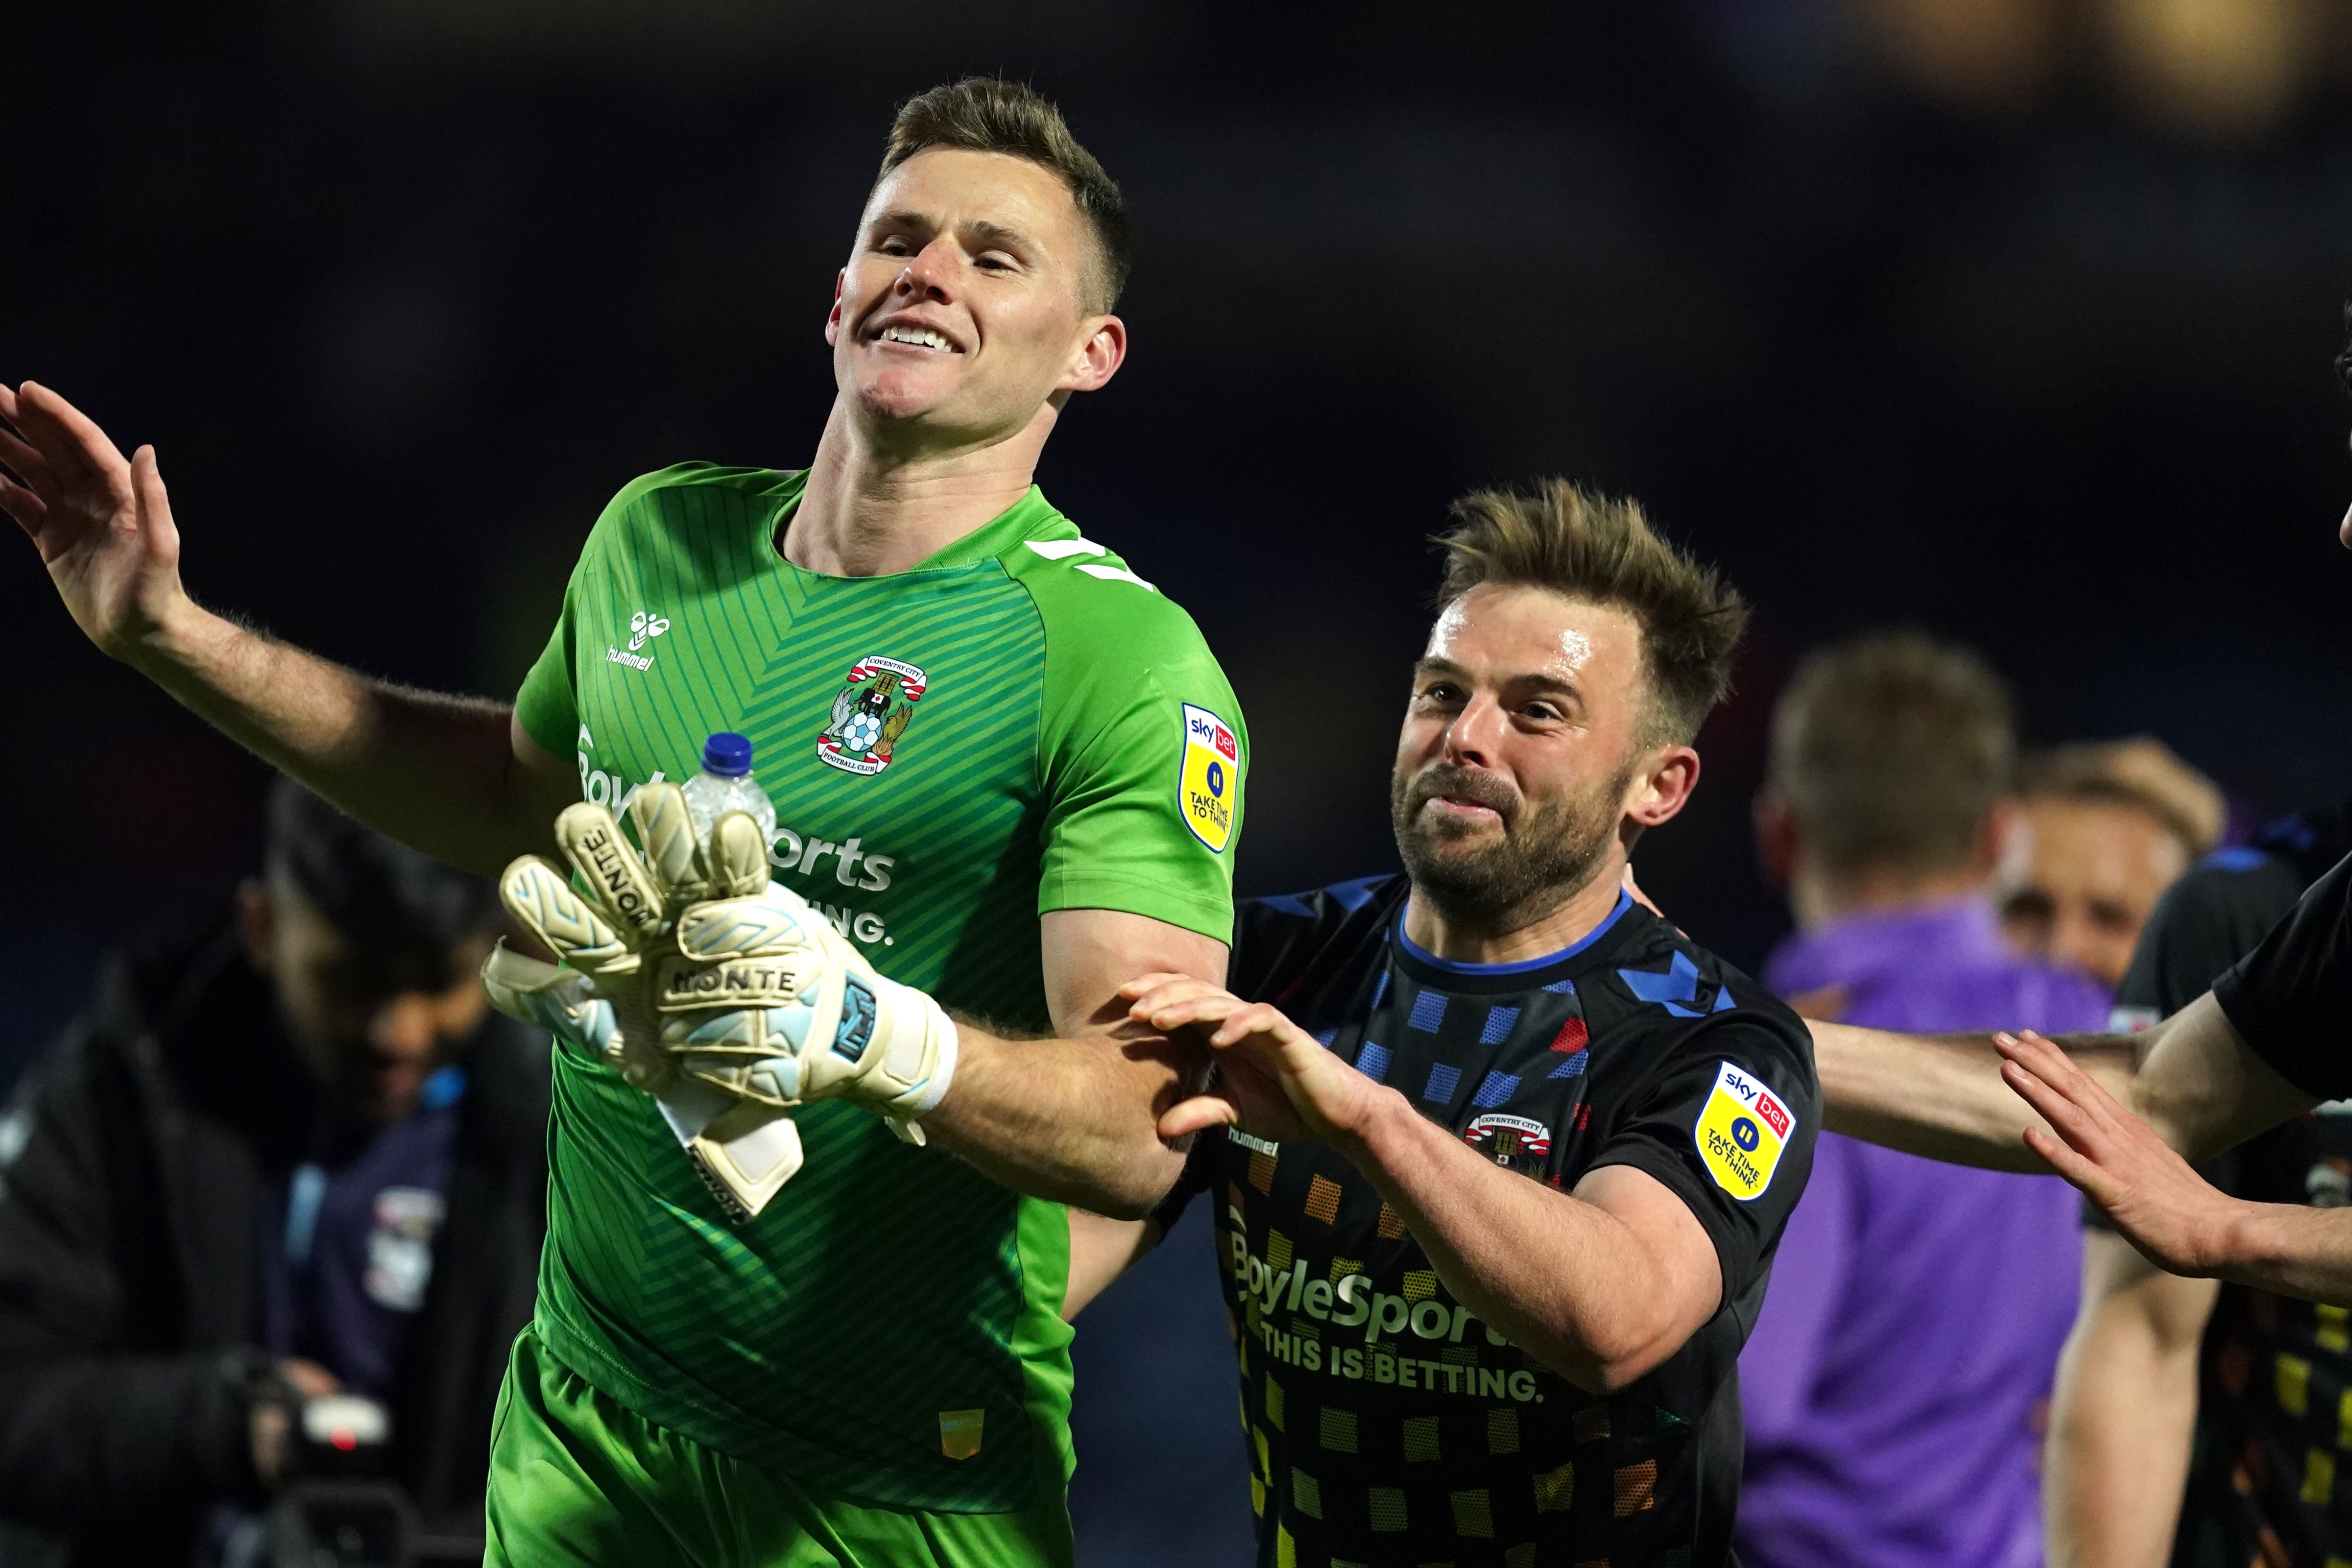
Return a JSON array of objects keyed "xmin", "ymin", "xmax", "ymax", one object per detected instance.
[
  {"xmin": 1096, "ymin": 480, "xmax": 1818, "ymax": 1567},
  {"xmin": 2047, "ymin": 800, "xmax": 2352, "ymax": 1568}
]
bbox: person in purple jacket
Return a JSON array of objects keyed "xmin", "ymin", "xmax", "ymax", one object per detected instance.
[{"xmin": 1738, "ymin": 632, "xmax": 2115, "ymax": 1568}]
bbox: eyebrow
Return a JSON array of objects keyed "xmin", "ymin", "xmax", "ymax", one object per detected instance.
[
  {"xmin": 1414, "ymin": 655, "xmax": 1580, "ymax": 696},
  {"xmin": 867, "ymin": 211, "xmax": 1036, "ymax": 254},
  {"xmin": 964, "ymin": 218, "xmax": 1036, "ymax": 252}
]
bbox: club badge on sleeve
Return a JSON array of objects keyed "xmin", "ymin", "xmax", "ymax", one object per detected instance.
[
  {"xmin": 1178, "ymin": 702, "xmax": 1239, "ymax": 852},
  {"xmin": 1694, "ymin": 1060, "xmax": 1794, "ymax": 1201}
]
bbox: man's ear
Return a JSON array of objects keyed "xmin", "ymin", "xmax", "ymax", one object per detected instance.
[
  {"xmin": 824, "ymin": 268, "xmax": 847, "ymax": 348},
  {"xmin": 1975, "ymin": 796, "xmax": 2025, "ymax": 883},
  {"xmin": 235, "ymin": 878, "xmax": 279, "ymax": 974},
  {"xmin": 1625, "ymin": 746, "xmax": 1701, "ymax": 830},
  {"xmin": 1059, "ymin": 314, "xmax": 1127, "ymax": 395},
  {"xmin": 1754, "ymin": 789, "xmax": 1798, "ymax": 893}
]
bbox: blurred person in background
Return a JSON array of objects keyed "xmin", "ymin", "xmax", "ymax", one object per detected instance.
[
  {"xmin": 2045, "ymin": 795, "xmax": 2352, "ymax": 1568},
  {"xmin": 0, "ymin": 778, "xmax": 547, "ymax": 1567},
  {"xmin": 1738, "ymin": 632, "xmax": 2113, "ymax": 1568},
  {"xmin": 1998, "ymin": 737, "xmax": 2227, "ymax": 989}
]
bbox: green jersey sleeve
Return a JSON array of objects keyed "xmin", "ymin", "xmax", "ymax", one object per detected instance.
[
  {"xmin": 512, "ymin": 465, "xmax": 714, "ymax": 759},
  {"xmin": 514, "ymin": 589, "xmax": 583, "ymax": 762},
  {"xmin": 1011, "ymin": 538, "xmax": 1247, "ymax": 945}
]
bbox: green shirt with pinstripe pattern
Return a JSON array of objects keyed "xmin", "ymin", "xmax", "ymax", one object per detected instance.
[{"xmin": 512, "ymin": 463, "xmax": 1246, "ymax": 1514}]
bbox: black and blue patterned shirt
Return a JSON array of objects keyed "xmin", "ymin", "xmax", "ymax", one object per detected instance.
[{"xmin": 1157, "ymin": 873, "xmax": 1818, "ymax": 1568}]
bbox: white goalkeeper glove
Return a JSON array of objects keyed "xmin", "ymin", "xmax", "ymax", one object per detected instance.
[{"xmin": 482, "ymin": 782, "xmax": 958, "ymax": 1220}]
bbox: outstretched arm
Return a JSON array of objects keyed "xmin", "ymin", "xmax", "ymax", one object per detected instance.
[
  {"xmin": 918, "ymin": 912, "xmax": 1224, "ymax": 1218},
  {"xmin": 1811, "ymin": 1018, "xmax": 2137, "ymax": 1170},
  {"xmin": 1, "ymin": 382, "xmax": 575, "ymax": 874},
  {"xmin": 1128, "ymin": 976, "xmax": 1722, "ymax": 1394},
  {"xmin": 1813, "ymin": 991, "xmax": 2307, "ymax": 1174}
]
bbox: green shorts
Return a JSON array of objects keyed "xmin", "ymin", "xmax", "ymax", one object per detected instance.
[{"xmin": 485, "ymin": 1329, "xmax": 1075, "ymax": 1568}]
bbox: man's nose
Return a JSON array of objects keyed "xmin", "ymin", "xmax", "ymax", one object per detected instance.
[
  {"xmin": 1443, "ymin": 694, "xmax": 1508, "ymax": 767},
  {"xmin": 895, "ymin": 237, "xmax": 959, "ymax": 301}
]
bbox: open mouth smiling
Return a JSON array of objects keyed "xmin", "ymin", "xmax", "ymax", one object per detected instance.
[{"xmin": 874, "ymin": 323, "xmax": 962, "ymax": 353}]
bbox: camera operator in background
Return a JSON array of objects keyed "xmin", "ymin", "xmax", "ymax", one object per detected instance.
[
  {"xmin": 1996, "ymin": 737, "xmax": 2226, "ymax": 990},
  {"xmin": 0, "ymin": 779, "xmax": 548, "ymax": 1566}
]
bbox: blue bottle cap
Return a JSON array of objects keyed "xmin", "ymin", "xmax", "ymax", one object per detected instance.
[{"xmin": 702, "ymin": 732, "xmax": 753, "ymax": 777}]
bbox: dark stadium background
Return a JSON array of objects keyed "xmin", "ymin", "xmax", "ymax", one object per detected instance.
[{"xmin": 9, "ymin": 2, "xmax": 2352, "ymax": 1561}]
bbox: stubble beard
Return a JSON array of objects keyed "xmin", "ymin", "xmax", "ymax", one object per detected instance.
[{"xmin": 1390, "ymin": 760, "xmax": 1633, "ymax": 935}]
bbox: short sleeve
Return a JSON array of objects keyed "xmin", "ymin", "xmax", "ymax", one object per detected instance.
[
  {"xmin": 514, "ymin": 596, "xmax": 581, "ymax": 761},
  {"xmin": 2116, "ymin": 856, "xmax": 2306, "ymax": 1021},
  {"xmin": 2213, "ymin": 851, "xmax": 2352, "ymax": 1101},
  {"xmin": 1032, "ymin": 599, "xmax": 1245, "ymax": 945},
  {"xmin": 1585, "ymin": 1012, "xmax": 1820, "ymax": 1309}
]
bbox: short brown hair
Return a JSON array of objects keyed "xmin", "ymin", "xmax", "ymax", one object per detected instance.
[
  {"xmin": 1436, "ymin": 480, "xmax": 1748, "ymax": 747},
  {"xmin": 881, "ymin": 77, "xmax": 1132, "ymax": 311},
  {"xmin": 1767, "ymin": 631, "xmax": 2014, "ymax": 876},
  {"xmin": 2016, "ymin": 737, "xmax": 2226, "ymax": 859}
]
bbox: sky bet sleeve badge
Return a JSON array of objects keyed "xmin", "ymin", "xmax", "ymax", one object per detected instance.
[
  {"xmin": 1694, "ymin": 1060, "xmax": 1794, "ymax": 1201},
  {"xmin": 817, "ymin": 655, "xmax": 928, "ymax": 776},
  {"xmin": 1179, "ymin": 703, "xmax": 1239, "ymax": 852}
]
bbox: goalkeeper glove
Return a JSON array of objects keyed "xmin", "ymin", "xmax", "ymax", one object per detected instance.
[{"xmin": 483, "ymin": 782, "xmax": 958, "ymax": 1219}]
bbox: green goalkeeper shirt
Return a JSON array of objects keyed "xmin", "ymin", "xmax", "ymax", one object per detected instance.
[{"xmin": 512, "ymin": 464, "xmax": 1247, "ymax": 1514}]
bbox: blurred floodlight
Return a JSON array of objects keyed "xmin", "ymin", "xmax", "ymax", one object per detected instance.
[
  {"xmin": 1857, "ymin": 0, "xmax": 2062, "ymax": 109},
  {"xmin": 2098, "ymin": 0, "xmax": 2318, "ymax": 138}
]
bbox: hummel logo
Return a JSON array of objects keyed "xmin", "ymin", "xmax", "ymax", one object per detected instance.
[{"xmin": 628, "ymin": 611, "xmax": 672, "ymax": 651}]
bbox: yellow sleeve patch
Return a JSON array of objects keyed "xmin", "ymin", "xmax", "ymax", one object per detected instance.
[
  {"xmin": 1179, "ymin": 702, "xmax": 1240, "ymax": 853},
  {"xmin": 1693, "ymin": 1060, "xmax": 1794, "ymax": 1202}
]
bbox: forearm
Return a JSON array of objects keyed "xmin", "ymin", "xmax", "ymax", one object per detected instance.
[
  {"xmin": 130, "ymin": 599, "xmax": 554, "ymax": 874},
  {"xmin": 2206, "ymin": 1201, "xmax": 2352, "ymax": 1303},
  {"xmin": 1816, "ymin": 1021, "xmax": 2136, "ymax": 1170},
  {"xmin": 922, "ymin": 1027, "xmax": 1199, "ymax": 1217},
  {"xmin": 1340, "ymin": 1091, "xmax": 1678, "ymax": 1393},
  {"xmin": 1063, "ymin": 1212, "xmax": 1158, "ymax": 1320},
  {"xmin": 2044, "ymin": 1257, "xmax": 2210, "ymax": 1568}
]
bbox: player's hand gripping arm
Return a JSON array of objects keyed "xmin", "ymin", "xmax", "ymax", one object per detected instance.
[
  {"xmin": 0, "ymin": 382, "xmax": 574, "ymax": 874},
  {"xmin": 917, "ymin": 912, "xmax": 1224, "ymax": 1219},
  {"xmin": 2043, "ymin": 1229, "xmax": 2216, "ymax": 1568},
  {"xmin": 1129, "ymin": 976, "xmax": 1722, "ymax": 1395},
  {"xmin": 2000, "ymin": 1026, "xmax": 2352, "ymax": 1301}
]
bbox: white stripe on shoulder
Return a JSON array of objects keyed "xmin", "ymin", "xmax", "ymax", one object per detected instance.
[
  {"xmin": 1075, "ymin": 563, "xmax": 1158, "ymax": 592},
  {"xmin": 1025, "ymin": 538, "xmax": 1107, "ymax": 561}
]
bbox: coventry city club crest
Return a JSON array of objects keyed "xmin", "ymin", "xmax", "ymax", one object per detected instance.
[
  {"xmin": 817, "ymin": 655, "xmax": 929, "ymax": 777},
  {"xmin": 1463, "ymin": 1113, "xmax": 1553, "ymax": 1175}
]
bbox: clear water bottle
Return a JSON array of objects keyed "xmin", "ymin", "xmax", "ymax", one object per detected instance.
[{"xmin": 681, "ymin": 732, "xmax": 778, "ymax": 855}]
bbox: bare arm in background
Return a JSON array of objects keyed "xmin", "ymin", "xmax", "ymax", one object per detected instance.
[
  {"xmin": 1812, "ymin": 993, "xmax": 2310, "ymax": 1173},
  {"xmin": 2044, "ymin": 1229, "xmax": 2217, "ymax": 1568},
  {"xmin": 1, "ymin": 383, "xmax": 577, "ymax": 874},
  {"xmin": 1064, "ymin": 1210, "xmax": 1157, "ymax": 1320}
]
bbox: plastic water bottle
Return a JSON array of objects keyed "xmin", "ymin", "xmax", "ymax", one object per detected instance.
[{"xmin": 681, "ymin": 732, "xmax": 778, "ymax": 854}]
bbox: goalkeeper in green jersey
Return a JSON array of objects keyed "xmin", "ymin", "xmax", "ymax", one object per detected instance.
[{"xmin": 4, "ymin": 79, "xmax": 1243, "ymax": 1568}]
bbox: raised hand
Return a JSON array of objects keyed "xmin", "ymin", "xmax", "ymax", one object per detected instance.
[
  {"xmin": 1124, "ymin": 974, "xmax": 1388, "ymax": 1148},
  {"xmin": 0, "ymin": 382, "xmax": 190, "ymax": 660},
  {"xmin": 1997, "ymin": 1029, "xmax": 2243, "ymax": 1277}
]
